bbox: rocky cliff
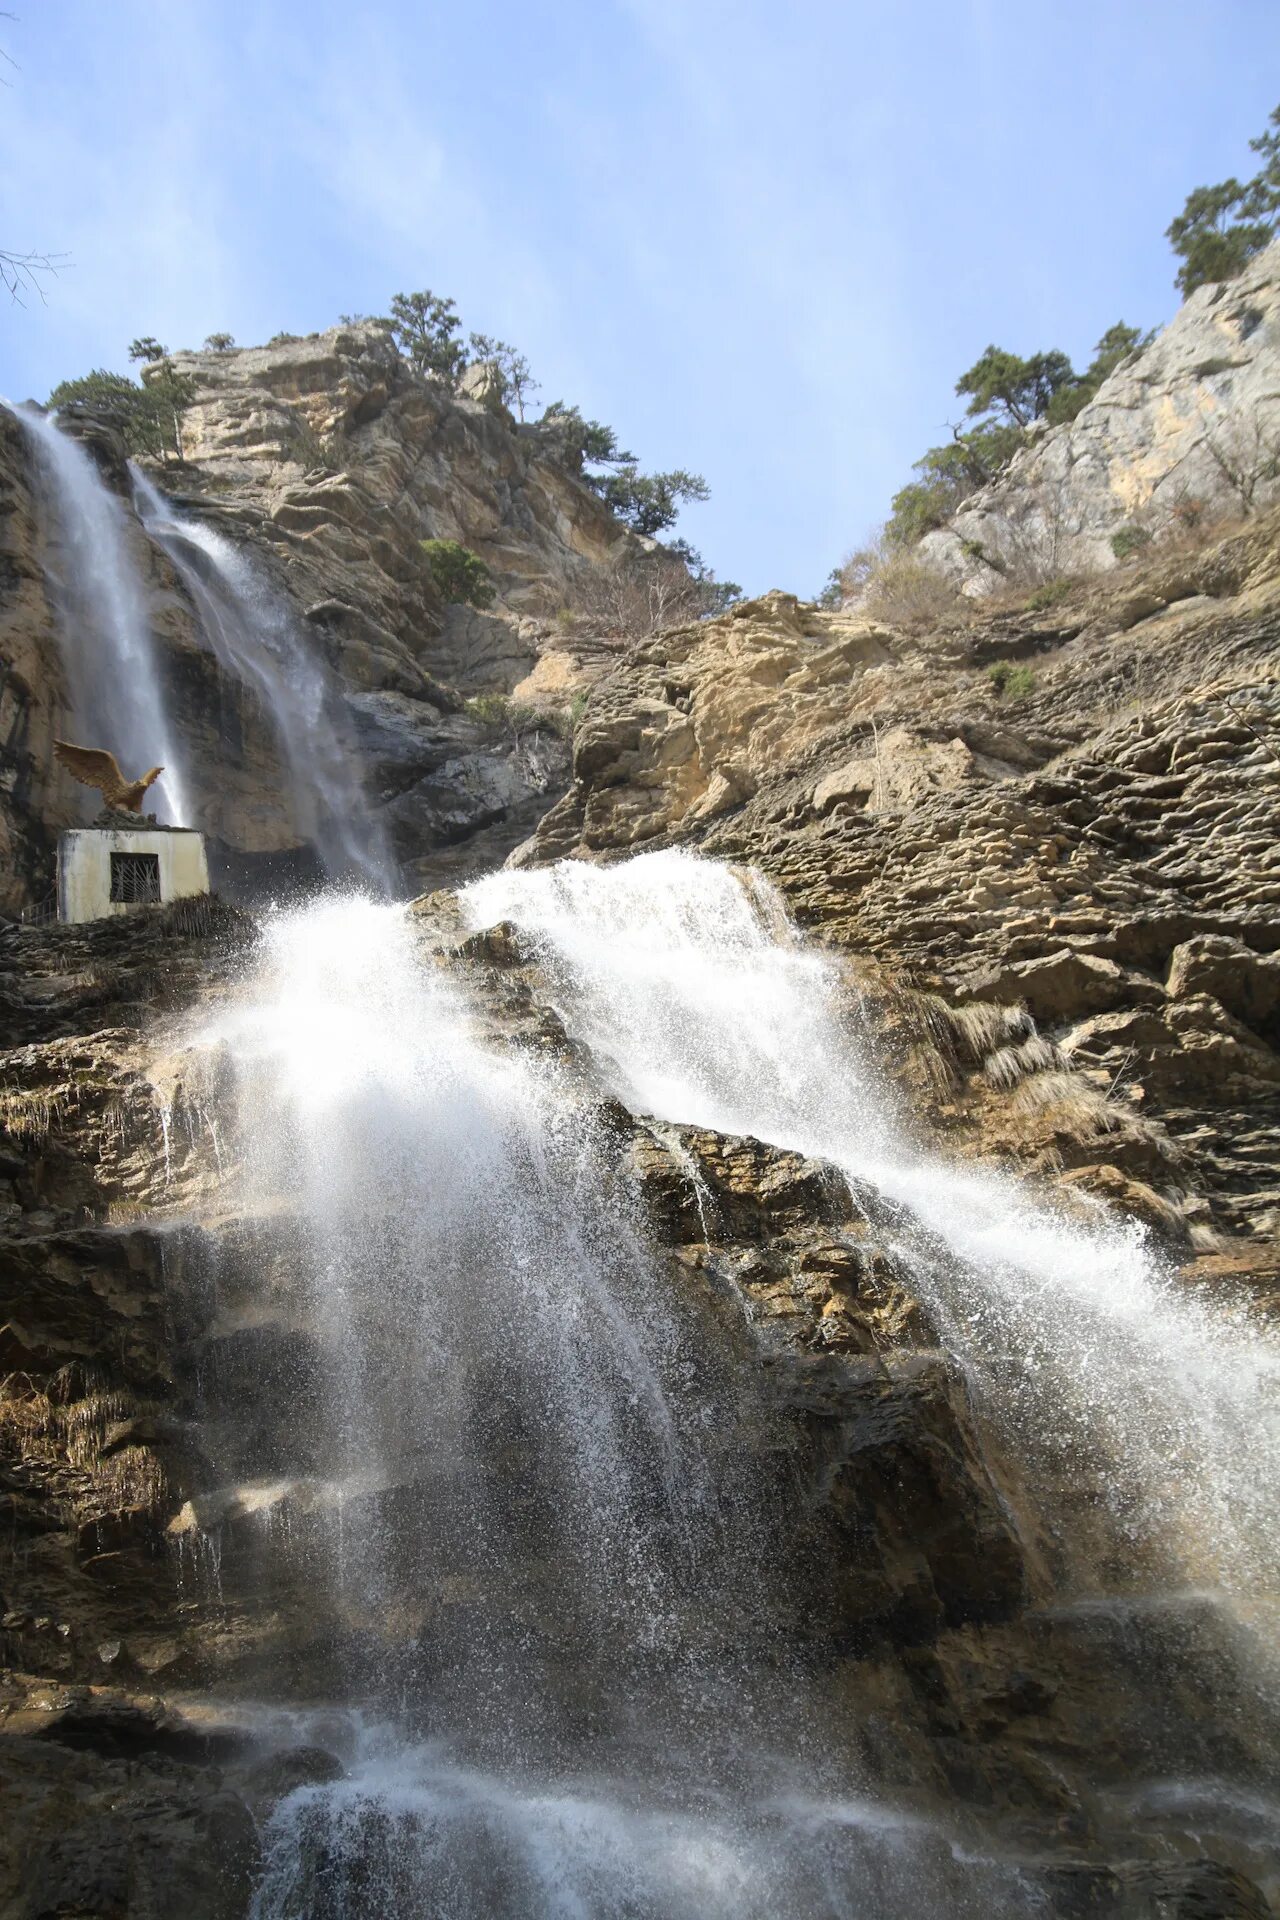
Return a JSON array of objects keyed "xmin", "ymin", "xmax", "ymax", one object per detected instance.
[
  {"xmin": 2, "ymin": 885, "xmax": 1276, "ymax": 1914},
  {"xmin": 0, "ymin": 326, "xmax": 646, "ymax": 913},
  {"xmin": 920, "ymin": 240, "xmax": 1280, "ymax": 590},
  {"xmin": 2, "ymin": 312, "xmax": 1279, "ymax": 1917}
]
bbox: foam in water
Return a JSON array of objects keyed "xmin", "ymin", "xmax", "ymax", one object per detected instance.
[
  {"xmin": 9, "ymin": 404, "xmax": 189, "ymax": 823},
  {"xmin": 132, "ymin": 470, "xmax": 393, "ymax": 890},
  {"xmin": 251, "ymin": 1731, "xmax": 1021, "ymax": 1920},
  {"xmin": 464, "ymin": 849, "xmax": 1280, "ymax": 1602}
]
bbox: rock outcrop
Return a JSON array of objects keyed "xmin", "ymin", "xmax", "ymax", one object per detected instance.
[
  {"xmin": 920, "ymin": 240, "xmax": 1280, "ymax": 590},
  {"xmin": 519, "ymin": 512, "xmax": 1280, "ymax": 1247},
  {"xmin": 2, "ymin": 304, "xmax": 1279, "ymax": 1919}
]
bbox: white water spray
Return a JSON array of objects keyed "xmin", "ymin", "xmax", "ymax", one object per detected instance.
[
  {"xmin": 464, "ymin": 850, "xmax": 1280, "ymax": 1602},
  {"xmin": 132, "ymin": 471, "xmax": 393, "ymax": 890},
  {"xmin": 199, "ymin": 893, "xmax": 1039, "ymax": 1920},
  {"xmin": 10, "ymin": 405, "xmax": 189, "ymax": 823}
]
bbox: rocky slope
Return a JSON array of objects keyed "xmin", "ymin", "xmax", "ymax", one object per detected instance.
[
  {"xmin": 521, "ymin": 510, "xmax": 1280, "ymax": 1255},
  {"xmin": 1, "ymin": 305, "xmax": 1278, "ymax": 1917},
  {"xmin": 921, "ymin": 239, "xmax": 1280, "ymax": 590}
]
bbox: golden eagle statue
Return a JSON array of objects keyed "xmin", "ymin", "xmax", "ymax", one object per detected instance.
[{"xmin": 54, "ymin": 740, "xmax": 165, "ymax": 813}]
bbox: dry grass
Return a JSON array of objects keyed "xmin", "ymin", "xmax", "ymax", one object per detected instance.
[
  {"xmin": 0, "ymin": 1364, "xmax": 170, "ymax": 1514},
  {"xmin": 912, "ymin": 993, "xmax": 1034, "ymax": 1066},
  {"xmin": 835, "ymin": 529, "xmax": 964, "ymax": 629},
  {"xmin": 984, "ymin": 1033, "xmax": 1057, "ymax": 1090}
]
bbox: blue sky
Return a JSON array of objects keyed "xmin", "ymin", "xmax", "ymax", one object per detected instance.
[{"xmin": 2, "ymin": 1, "xmax": 1278, "ymax": 596}]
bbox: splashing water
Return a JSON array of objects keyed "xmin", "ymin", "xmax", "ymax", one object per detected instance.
[
  {"xmin": 9, "ymin": 405, "xmax": 189, "ymax": 823},
  {"xmin": 196, "ymin": 893, "xmax": 1041, "ymax": 1919},
  {"xmin": 251, "ymin": 1729, "xmax": 1025, "ymax": 1920},
  {"xmin": 192, "ymin": 898, "xmax": 734, "ymax": 1702},
  {"xmin": 132, "ymin": 470, "xmax": 393, "ymax": 889},
  {"xmin": 464, "ymin": 850, "xmax": 1280, "ymax": 1603}
]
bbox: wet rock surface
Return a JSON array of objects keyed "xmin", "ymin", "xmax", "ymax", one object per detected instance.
[
  {"xmin": 3, "ymin": 336, "xmax": 1280, "ymax": 1911},
  {"xmin": 0, "ymin": 889, "xmax": 1277, "ymax": 1910}
]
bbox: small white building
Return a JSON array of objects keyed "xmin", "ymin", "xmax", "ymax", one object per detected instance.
[{"xmin": 58, "ymin": 826, "xmax": 210, "ymax": 924}]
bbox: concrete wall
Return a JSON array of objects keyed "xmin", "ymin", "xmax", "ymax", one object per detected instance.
[{"xmin": 58, "ymin": 828, "xmax": 210, "ymax": 924}]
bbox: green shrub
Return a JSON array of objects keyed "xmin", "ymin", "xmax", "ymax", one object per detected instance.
[
  {"xmin": 48, "ymin": 362, "xmax": 197, "ymax": 463},
  {"xmin": 1110, "ymin": 525, "xmax": 1153, "ymax": 561},
  {"xmin": 421, "ymin": 538, "xmax": 495, "ymax": 608},
  {"xmin": 986, "ymin": 661, "xmax": 1036, "ymax": 701},
  {"xmin": 1026, "ymin": 577, "xmax": 1072, "ymax": 610},
  {"xmin": 464, "ymin": 692, "xmax": 584, "ymax": 739}
]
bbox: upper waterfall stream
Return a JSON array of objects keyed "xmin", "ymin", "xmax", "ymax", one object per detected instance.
[
  {"xmin": 132, "ymin": 471, "xmax": 393, "ymax": 890},
  {"xmin": 10, "ymin": 404, "xmax": 189, "ymax": 823}
]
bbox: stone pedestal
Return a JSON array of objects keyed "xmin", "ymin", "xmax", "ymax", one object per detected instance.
[{"xmin": 57, "ymin": 824, "xmax": 210, "ymax": 924}]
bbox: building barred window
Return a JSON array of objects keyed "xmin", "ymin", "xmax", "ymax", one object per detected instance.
[{"xmin": 109, "ymin": 851, "xmax": 162, "ymax": 905}]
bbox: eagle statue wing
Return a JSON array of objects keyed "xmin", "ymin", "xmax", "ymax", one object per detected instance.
[{"xmin": 54, "ymin": 740, "xmax": 126, "ymax": 796}]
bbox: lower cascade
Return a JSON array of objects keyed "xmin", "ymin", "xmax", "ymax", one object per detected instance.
[{"xmin": 159, "ymin": 850, "xmax": 1279, "ymax": 1917}]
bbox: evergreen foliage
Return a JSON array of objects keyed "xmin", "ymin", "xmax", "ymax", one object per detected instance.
[
  {"xmin": 594, "ymin": 465, "xmax": 710, "ymax": 538},
  {"xmin": 466, "ymin": 334, "xmax": 540, "ymax": 418},
  {"xmin": 537, "ymin": 404, "xmax": 636, "ymax": 473},
  {"xmin": 47, "ymin": 361, "xmax": 197, "ymax": 462},
  {"xmin": 420, "ymin": 538, "xmax": 495, "ymax": 608},
  {"xmin": 1167, "ymin": 106, "xmax": 1280, "ymax": 296},
  {"xmin": 386, "ymin": 291, "xmax": 468, "ymax": 386},
  {"xmin": 883, "ymin": 325, "xmax": 1148, "ymax": 547},
  {"xmin": 956, "ymin": 346, "xmax": 1076, "ymax": 428}
]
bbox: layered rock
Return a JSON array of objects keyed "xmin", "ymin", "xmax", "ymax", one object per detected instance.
[
  {"xmin": 519, "ymin": 513, "xmax": 1280, "ymax": 1245},
  {"xmin": 3, "ymin": 896, "xmax": 1275, "ymax": 1910}
]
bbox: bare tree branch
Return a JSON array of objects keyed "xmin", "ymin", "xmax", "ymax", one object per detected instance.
[{"xmin": 0, "ymin": 247, "xmax": 67, "ymax": 305}]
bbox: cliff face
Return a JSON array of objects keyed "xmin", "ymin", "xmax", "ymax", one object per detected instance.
[
  {"xmin": 920, "ymin": 240, "xmax": 1280, "ymax": 590},
  {"xmin": 2, "ymin": 315, "xmax": 1279, "ymax": 1916},
  {"xmin": 0, "ymin": 328, "xmax": 643, "ymax": 912}
]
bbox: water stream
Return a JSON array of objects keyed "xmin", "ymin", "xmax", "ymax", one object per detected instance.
[
  {"xmin": 465, "ymin": 851, "xmax": 1280, "ymax": 1608},
  {"xmin": 191, "ymin": 892, "xmax": 1042, "ymax": 1919},
  {"xmin": 131, "ymin": 470, "xmax": 393, "ymax": 890},
  {"xmin": 9, "ymin": 404, "xmax": 189, "ymax": 823},
  {"xmin": 165, "ymin": 846, "xmax": 1280, "ymax": 1914}
]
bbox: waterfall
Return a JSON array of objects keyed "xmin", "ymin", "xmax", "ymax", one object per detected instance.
[
  {"xmin": 195, "ymin": 893, "xmax": 1037, "ymax": 1920},
  {"xmin": 9, "ymin": 404, "xmax": 189, "ymax": 823},
  {"xmin": 464, "ymin": 851, "xmax": 1280, "ymax": 1610},
  {"xmin": 131, "ymin": 471, "xmax": 394, "ymax": 891}
]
